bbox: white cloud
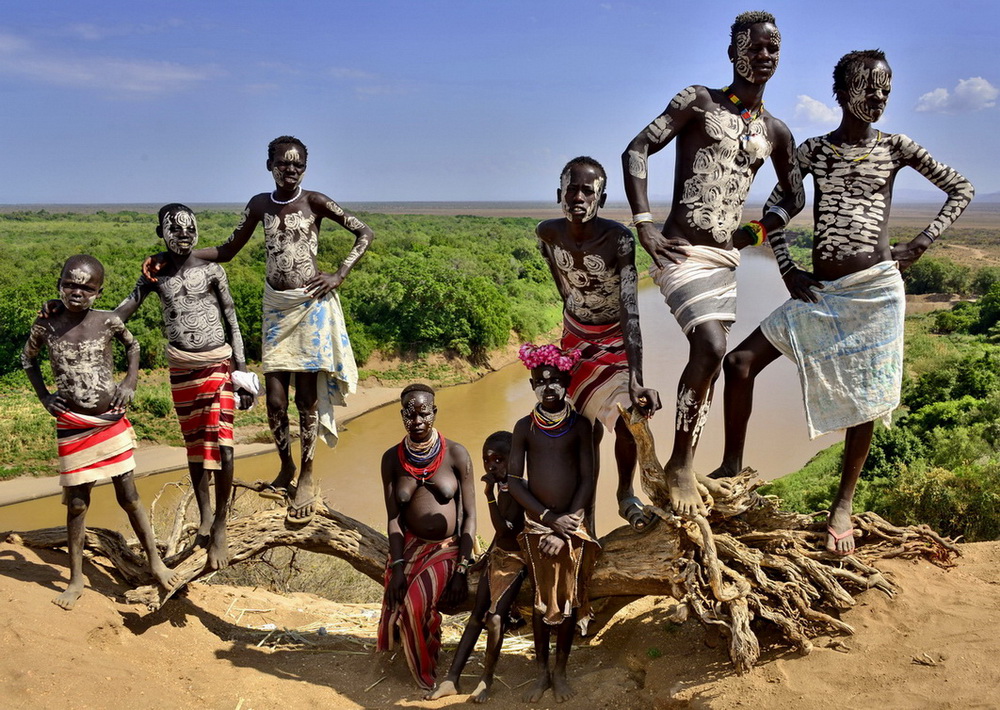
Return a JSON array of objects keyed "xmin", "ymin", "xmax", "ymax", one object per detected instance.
[
  {"xmin": 0, "ymin": 31, "xmax": 217, "ymax": 94},
  {"xmin": 794, "ymin": 94, "xmax": 840, "ymax": 124},
  {"xmin": 916, "ymin": 77, "xmax": 998, "ymax": 113}
]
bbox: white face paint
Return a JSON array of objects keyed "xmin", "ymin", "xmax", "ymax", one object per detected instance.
[
  {"xmin": 734, "ymin": 29, "xmax": 753, "ymax": 81},
  {"xmin": 271, "ymin": 145, "xmax": 306, "ymax": 189},
  {"xmin": 845, "ymin": 60, "xmax": 892, "ymax": 123},
  {"xmin": 59, "ymin": 265, "xmax": 101, "ymax": 311},
  {"xmin": 733, "ymin": 24, "xmax": 780, "ymax": 84},
  {"xmin": 560, "ymin": 165, "xmax": 605, "ymax": 223},
  {"xmin": 161, "ymin": 210, "xmax": 199, "ymax": 254}
]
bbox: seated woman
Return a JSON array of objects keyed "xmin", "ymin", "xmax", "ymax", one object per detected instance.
[{"xmin": 377, "ymin": 383, "xmax": 476, "ymax": 691}]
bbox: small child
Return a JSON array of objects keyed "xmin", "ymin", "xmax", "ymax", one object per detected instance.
[
  {"xmin": 117, "ymin": 204, "xmax": 257, "ymax": 570},
  {"xmin": 508, "ymin": 344, "xmax": 600, "ymax": 703},
  {"xmin": 22, "ymin": 255, "xmax": 178, "ymax": 609},
  {"xmin": 426, "ymin": 430, "xmax": 527, "ymax": 703}
]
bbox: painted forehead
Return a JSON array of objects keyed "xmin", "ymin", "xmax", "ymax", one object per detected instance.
[
  {"xmin": 402, "ymin": 391, "xmax": 435, "ymax": 409},
  {"xmin": 848, "ymin": 59, "xmax": 892, "ymax": 88},
  {"xmin": 560, "ymin": 165, "xmax": 606, "ymax": 191},
  {"xmin": 162, "ymin": 209, "xmax": 197, "ymax": 229},
  {"xmin": 276, "ymin": 145, "xmax": 305, "ymax": 163},
  {"xmin": 738, "ymin": 22, "xmax": 781, "ymax": 47},
  {"xmin": 62, "ymin": 263, "xmax": 101, "ymax": 285}
]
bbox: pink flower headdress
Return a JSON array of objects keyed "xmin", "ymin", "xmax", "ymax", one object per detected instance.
[{"xmin": 518, "ymin": 343, "xmax": 582, "ymax": 372}]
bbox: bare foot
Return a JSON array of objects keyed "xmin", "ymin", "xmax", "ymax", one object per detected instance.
[
  {"xmin": 523, "ymin": 670, "xmax": 550, "ymax": 703},
  {"xmin": 205, "ymin": 524, "xmax": 230, "ymax": 571},
  {"xmin": 424, "ymin": 679, "xmax": 458, "ymax": 700},
  {"xmin": 665, "ymin": 464, "xmax": 706, "ymax": 516},
  {"xmin": 151, "ymin": 561, "xmax": 184, "ymax": 591},
  {"xmin": 826, "ymin": 507, "xmax": 856, "ymax": 556},
  {"xmin": 469, "ymin": 677, "xmax": 493, "ymax": 703},
  {"xmin": 697, "ymin": 472, "xmax": 734, "ymax": 499},
  {"xmin": 52, "ymin": 581, "xmax": 85, "ymax": 610},
  {"xmin": 551, "ymin": 669, "xmax": 574, "ymax": 703}
]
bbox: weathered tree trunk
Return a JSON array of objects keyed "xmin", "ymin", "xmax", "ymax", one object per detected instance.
[{"xmin": 2, "ymin": 410, "xmax": 958, "ymax": 674}]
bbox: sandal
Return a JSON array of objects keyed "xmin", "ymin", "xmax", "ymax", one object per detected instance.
[
  {"xmin": 286, "ymin": 495, "xmax": 320, "ymax": 525},
  {"xmin": 255, "ymin": 483, "xmax": 288, "ymax": 501},
  {"xmin": 618, "ymin": 495, "xmax": 654, "ymax": 531}
]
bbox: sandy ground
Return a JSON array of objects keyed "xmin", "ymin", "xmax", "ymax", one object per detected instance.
[{"xmin": 0, "ymin": 540, "xmax": 998, "ymax": 709}]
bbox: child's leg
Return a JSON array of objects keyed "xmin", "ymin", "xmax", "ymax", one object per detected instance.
[
  {"xmin": 205, "ymin": 446, "xmax": 234, "ymax": 570},
  {"xmin": 264, "ymin": 371, "xmax": 297, "ymax": 490},
  {"xmin": 524, "ymin": 611, "xmax": 552, "ymax": 703},
  {"xmin": 551, "ymin": 612, "xmax": 577, "ymax": 702},
  {"xmin": 470, "ymin": 571, "xmax": 526, "ymax": 704},
  {"xmin": 663, "ymin": 321, "xmax": 729, "ymax": 516},
  {"xmin": 53, "ymin": 483, "xmax": 93, "ymax": 610},
  {"xmin": 425, "ymin": 566, "xmax": 493, "ymax": 699},
  {"xmin": 288, "ymin": 371, "xmax": 319, "ymax": 521},
  {"xmin": 188, "ymin": 461, "xmax": 212, "ymax": 544},
  {"xmin": 112, "ymin": 472, "xmax": 178, "ymax": 589},
  {"xmin": 612, "ymin": 416, "xmax": 656, "ymax": 531},
  {"xmin": 827, "ymin": 421, "xmax": 875, "ymax": 555}
]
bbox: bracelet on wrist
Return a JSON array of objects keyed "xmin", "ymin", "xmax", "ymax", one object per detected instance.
[
  {"xmin": 390, "ymin": 558, "xmax": 405, "ymax": 568},
  {"xmin": 632, "ymin": 212, "xmax": 654, "ymax": 226},
  {"xmin": 540, "ymin": 508, "xmax": 550, "ymax": 523},
  {"xmin": 741, "ymin": 220, "xmax": 767, "ymax": 247}
]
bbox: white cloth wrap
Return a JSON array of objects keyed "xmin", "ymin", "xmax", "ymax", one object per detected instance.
[
  {"xmin": 650, "ymin": 245, "xmax": 740, "ymax": 334},
  {"xmin": 761, "ymin": 260, "xmax": 905, "ymax": 439}
]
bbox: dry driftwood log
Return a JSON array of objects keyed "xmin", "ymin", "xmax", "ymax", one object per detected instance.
[{"xmin": 3, "ymin": 408, "xmax": 959, "ymax": 674}]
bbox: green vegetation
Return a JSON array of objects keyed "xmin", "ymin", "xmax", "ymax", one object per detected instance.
[{"xmin": 0, "ymin": 209, "xmax": 564, "ymax": 478}]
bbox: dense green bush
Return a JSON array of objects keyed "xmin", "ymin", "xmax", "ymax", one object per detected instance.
[{"xmin": 904, "ymin": 257, "xmax": 972, "ymax": 295}]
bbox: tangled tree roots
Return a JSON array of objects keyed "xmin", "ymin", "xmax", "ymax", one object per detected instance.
[{"xmin": 2, "ymin": 407, "xmax": 959, "ymax": 674}]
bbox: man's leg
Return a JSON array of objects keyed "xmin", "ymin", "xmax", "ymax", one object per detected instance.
[
  {"xmin": 524, "ymin": 611, "xmax": 552, "ymax": 703},
  {"xmin": 663, "ymin": 321, "xmax": 729, "ymax": 515},
  {"xmin": 113, "ymin": 472, "xmax": 178, "ymax": 590},
  {"xmin": 53, "ymin": 483, "xmax": 92, "ymax": 610},
  {"xmin": 188, "ymin": 461, "xmax": 212, "ymax": 546},
  {"xmin": 288, "ymin": 371, "xmax": 319, "ymax": 521},
  {"xmin": 586, "ymin": 423, "xmax": 603, "ymax": 535},
  {"xmin": 709, "ymin": 327, "xmax": 781, "ymax": 479},
  {"xmin": 263, "ymin": 371, "xmax": 297, "ymax": 493},
  {"xmin": 551, "ymin": 612, "xmax": 577, "ymax": 703},
  {"xmin": 470, "ymin": 571, "xmax": 526, "ymax": 704},
  {"xmin": 205, "ymin": 446, "xmax": 234, "ymax": 570},
  {"xmin": 827, "ymin": 421, "xmax": 875, "ymax": 555}
]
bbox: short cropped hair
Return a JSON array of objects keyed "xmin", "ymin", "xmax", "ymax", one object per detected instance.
[
  {"xmin": 483, "ymin": 430, "xmax": 513, "ymax": 455},
  {"xmin": 268, "ymin": 135, "xmax": 308, "ymax": 162},
  {"xmin": 560, "ymin": 156, "xmax": 608, "ymax": 185},
  {"xmin": 833, "ymin": 49, "xmax": 888, "ymax": 96},
  {"xmin": 401, "ymin": 382, "xmax": 435, "ymax": 403},
  {"xmin": 61, "ymin": 254, "xmax": 105, "ymax": 284},
  {"xmin": 157, "ymin": 203, "xmax": 194, "ymax": 226},
  {"xmin": 731, "ymin": 10, "xmax": 777, "ymax": 42}
]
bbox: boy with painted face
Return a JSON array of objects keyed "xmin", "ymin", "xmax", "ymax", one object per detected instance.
[
  {"xmin": 711, "ymin": 50, "xmax": 974, "ymax": 554},
  {"xmin": 148, "ymin": 136, "xmax": 374, "ymax": 524},
  {"xmin": 507, "ymin": 344, "xmax": 599, "ymax": 703},
  {"xmin": 22, "ymin": 255, "xmax": 179, "ymax": 609},
  {"xmin": 622, "ymin": 11, "xmax": 805, "ymax": 517},
  {"xmin": 426, "ymin": 430, "xmax": 526, "ymax": 703},
  {"xmin": 117, "ymin": 204, "xmax": 255, "ymax": 570},
  {"xmin": 536, "ymin": 156, "xmax": 661, "ymax": 532}
]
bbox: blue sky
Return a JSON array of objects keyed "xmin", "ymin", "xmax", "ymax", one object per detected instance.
[{"xmin": 3, "ymin": 0, "xmax": 997, "ymax": 205}]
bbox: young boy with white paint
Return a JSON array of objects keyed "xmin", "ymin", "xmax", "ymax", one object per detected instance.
[
  {"xmin": 621, "ymin": 10, "xmax": 805, "ymax": 516},
  {"xmin": 711, "ymin": 50, "xmax": 974, "ymax": 554},
  {"xmin": 22, "ymin": 255, "xmax": 179, "ymax": 609},
  {"xmin": 146, "ymin": 136, "xmax": 374, "ymax": 524},
  {"xmin": 117, "ymin": 204, "xmax": 256, "ymax": 570},
  {"xmin": 536, "ymin": 156, "xmax": 661, "ymax": 532}
]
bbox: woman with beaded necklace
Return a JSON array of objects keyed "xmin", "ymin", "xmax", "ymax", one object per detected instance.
[{"xmin": 377, "ymin": 383, "xmax": 476, "ymax": 691}]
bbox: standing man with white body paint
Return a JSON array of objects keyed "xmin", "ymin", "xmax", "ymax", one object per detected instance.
[
  {"xmin": 146, "ymin": 136, "xmax": 374, "ymax": 524},
  {"xmin": 711, "ymin": 50, "xmax": 974, "ymax": 554},
  {"xmin": 622, "ymin": 11, "xmax": 804, "ymax": 516},
  {"xmin": 536, "ymin": 157, "xmax": 661, "ymax": 532}
]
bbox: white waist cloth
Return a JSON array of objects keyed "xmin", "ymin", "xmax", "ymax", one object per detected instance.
[
  {"xmin": 262, "ymin": 284, "xmax": 358, "ymax": 447},
  {"xmin": 760, "ymin": 260, "xmax": 905, "ymax": 439}
]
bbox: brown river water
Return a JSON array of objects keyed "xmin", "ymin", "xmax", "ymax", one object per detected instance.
[{"xmin": 1, "ymin": 249, "xmax": 835, "ymax": 536}]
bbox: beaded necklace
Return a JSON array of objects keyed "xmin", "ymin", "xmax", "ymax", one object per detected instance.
[
  {"xmin": 397, "ymin": 428, "xmax": 447, "ymax": 482},
  {"xmin": 826, "ymin": 130, "xmax": 882, "ymax": 163},
  {"xmin": 530, "ymin": 403, "xmax": 576, "ymax": 438},
  {"xmin": 722, "ymin": 86, "xmax": 768, "ymax": 159},
  {"xmin": 270, "ymin": 186, "xmax": 302, "ymax": 205}
]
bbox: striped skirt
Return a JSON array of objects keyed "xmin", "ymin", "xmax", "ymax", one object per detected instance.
[
  {"xmin": 169, "ymin": 360, "xmax": 235, "ymax": 471},
  {"xmin": 56, "ymin": 410, "xmax": 137, "ymax": 487},
  {"xmin": 650, "ymin": 244, "xmax": 740, "ymax": 335},
  {"xmin": 561, "ymin": 313, "xmax": 630, "ymax": 432}
]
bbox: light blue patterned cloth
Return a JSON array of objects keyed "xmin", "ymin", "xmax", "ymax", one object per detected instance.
[
  {"xmin": 761, "ymin": 261, "xmax": 905, "ymax": 439},
  {"xmin": 262, "ymin": 284, "xmax": 358, "ymax": 447}
]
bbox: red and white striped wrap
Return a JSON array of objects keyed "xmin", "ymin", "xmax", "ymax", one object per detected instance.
[
  {"xmin": 560, "ymin": 312, "xmax": 630, "ymax": 432},
  {"xmin": 56, "ymin": 410, "xmax": 137, "ymax": 487},
  {"xmin": 168, "ymin": 359, "xmax": 235, "ymax": 471}
]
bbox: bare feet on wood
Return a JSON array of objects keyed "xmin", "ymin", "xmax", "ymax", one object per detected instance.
[
  {"xmin": 696, "ymin": 472, "xmax": 734, "ymax": 499},
  {"xmin": 205, "ymin": 522, "xmax": 230, "ymax": 571},
  {"xmin": 151, "ymin": 560, "xmax": 185, "ymax": 592},
  {"xmin": 665, "ymin": 465, "xmax": 707, "ymax": 517}
]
